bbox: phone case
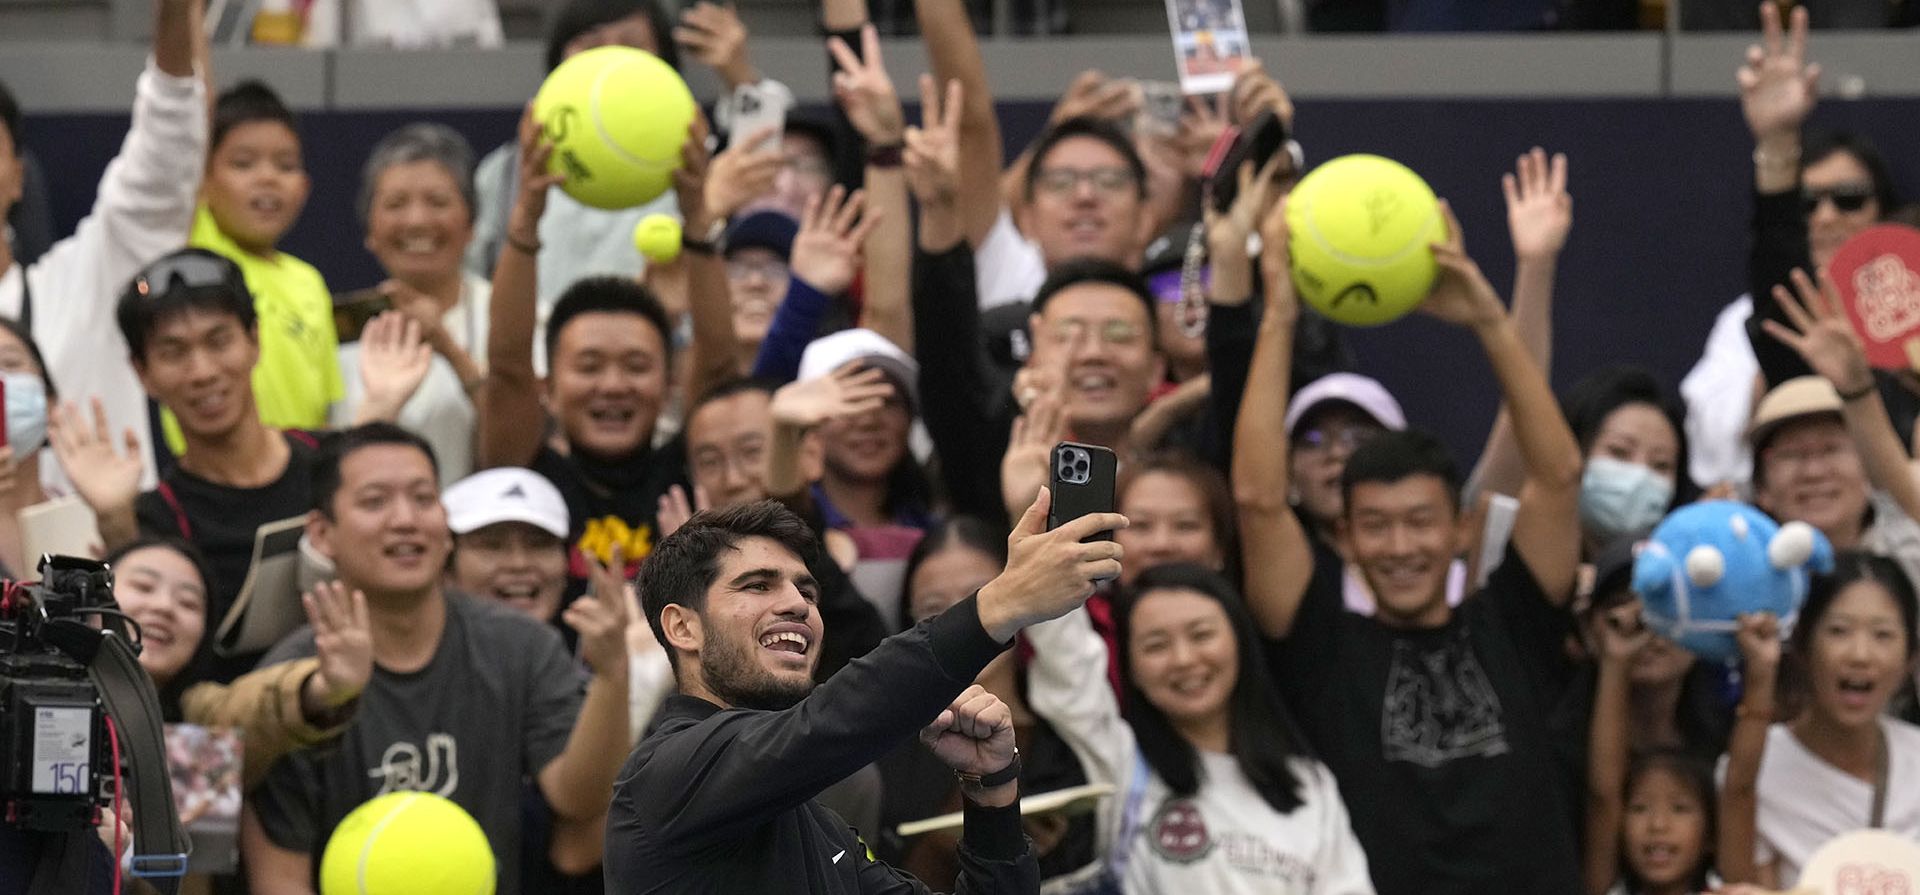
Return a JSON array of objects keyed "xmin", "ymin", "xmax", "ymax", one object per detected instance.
[{"xmin": 1047, "ymin": 441, "xmax": 1118, "ymax": 543}]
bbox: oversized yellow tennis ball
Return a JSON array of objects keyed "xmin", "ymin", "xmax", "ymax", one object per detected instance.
[
  {"xmin": 319, "ymin": 791, "xmax": 495, "ymax": 895},
  {"xmin": 1286, "ymin": 154, "xmax": 1443, "ymax": 327},
  {"xmin": 532, "ymin": 45, "xmax": 697, "ymax": 211},
  {"xmin": 633, "ymin": 213, "xmax": 682, "ymax": 263}
]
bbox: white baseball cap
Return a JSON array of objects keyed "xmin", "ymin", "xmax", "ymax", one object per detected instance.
[
  {"xmin": 796, "ymin": 328, "xmax": 920, "ymax": 411},
  {"xmin": 442, "ymin": 467, "xmax": 570, "ymax": 538},
  {"xmin": 1284, "ymin": 373, "xmax": 1408, "ymax": 437}
]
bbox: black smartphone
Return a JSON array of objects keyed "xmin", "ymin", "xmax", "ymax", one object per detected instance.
[
  {"xmin": 1208, "ymin": 108, "xmax": 1290, "ymax": 215},
  {"xmin": 1047, "ymin": 441, "xmax": 1118, "ymax": 544},
  {"xmin": 332, "ymin": 288, "xmax": 391, "ymax": 343}
]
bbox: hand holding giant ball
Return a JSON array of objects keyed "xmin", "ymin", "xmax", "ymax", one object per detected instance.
[{"xmin": 532, "ymin": 45, "xmax": 699, "ymax": 210}]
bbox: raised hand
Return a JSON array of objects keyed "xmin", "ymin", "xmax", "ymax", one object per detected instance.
[
  {"xmin": 1421, "ymin": 202, "xmax": 1506, "ymax": 330},
  {"xmin": 1595, "ymin": 599, "xmax": 1652, "ymax": 666},
  {"xmin": 701, "ymin": 124, "xmax": 782, "ymax": 225},
  {"xmin": 1738, "ymin": 3, "xmax": 1821, "ymax": 141},
  {"xmin": 920, "ymin": 684, "xmax": 1018, "ymax": 804},
  {"xmin": 1734, "ymin": 611, "xmax": 1783, "ymax": 682},
  {"xmin": 1174, "ymin": 92, "xmax": 1230, "ymax": 181},
  {"xmin": 509, "ymin": 102, "xmax": 566, "ymax": 249},
  {"xmin": 1257, "ymin": 194, "xmax": 1300, "ymax": 319},
  {"xmin": 1047, "ymin": 70, "xmax": 1140, "ymax": 126},
  {"xmin": 1503, "ymin": 147, "xmax": 1572, "ymax": 263},
  {"xmin": 566, "ymin": 543, "xmax": 632, "ymax": 680},
  {"xmin": 772, "ymin": 362, "xmax": 893, "ymax": 429},
  {"xmin": 655, "ymin": 483, "xmax": 709, "ymax": 541},
  {"xmin": 828, "ymin": 24, "xmax": 905, "ymax": 146},
  {"xmin": 1763, "ymin": 267, "xmax": 1875, "ymax": 396},
  {"xmin": 1208, "ymin": 151, "xmax": 1291, "ymax": 260},
  {"xmin": 48, "ymin": 398, "xmax": 143, "ymax": 518},
  {"xmin": 302, "ymin": 581, "xmax": 372, "ymax": 714},
  {"xmin": 1001, "ymin": 389, "xmax": 1066, "ymax": 520},
  {"xmin": 354, "ymin": 312, "xmax": 434, "ymax": 423},
  {"xmin": 675, "ymin": 1, "xmax": 756, "ymax": 88},
  {"xmin": 975, "ymin": 488, "xmax": 1128, "ymax": 642},
  {"xmin": 1228, "ymin": 60, "xmax": 1293, "ymax": 128},
  {"xmin": 788, "ymin": 185, "xmax": 881, "ymax": 296},
  {"xmin": 904, "ymin": 75, "xmax": 963, "ymax": 210}
]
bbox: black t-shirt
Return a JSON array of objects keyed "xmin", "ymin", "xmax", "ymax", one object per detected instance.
[
  {"xmin": 531, "ymin": 437, "xmax": 687, "ymax": 586},
  {"xmin": 1269, "ymin": 542, "xmax": 1581, "ymax": 895},
  {"xmin": 134, "ymin": 431, "xmax": 317, "ymax": 684}
]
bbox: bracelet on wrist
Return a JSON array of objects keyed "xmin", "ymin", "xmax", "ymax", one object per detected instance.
[
  {"xmin": 506, "ymin": 233, "xmax": 542, "ymax": 256},
  {"xmin": 1839, "ymin": 379, "xmax": 1877, "ymax": 402},
  {"xmin": 867, "ymin": 142, "xmax": 905, "ymax": 169}
]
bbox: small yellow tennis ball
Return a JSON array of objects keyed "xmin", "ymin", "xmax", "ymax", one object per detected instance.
[
  {"xmin": 633, "ymin": 214, "xmax": 683, "ymax": 263},
  {"xmin": 1286, "ymin": 154, "xmax": 1443, "ymax": 327},
  {"xmin": 319, "ymin": 791, "xmax": 495, "ymax": 895},
  {"xmin": 532, "ymin": 45, "xmax": 697, "ymax": 211}
]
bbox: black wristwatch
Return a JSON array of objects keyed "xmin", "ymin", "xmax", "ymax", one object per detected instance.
[{"xmin": 683, "ymin": 218, "xmax": 726, "ymax": 255}]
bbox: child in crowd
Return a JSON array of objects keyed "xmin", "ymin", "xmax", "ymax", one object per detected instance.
[{"xmin": 178, "ymin": 81, "xmax": 343, "ymax": 450}]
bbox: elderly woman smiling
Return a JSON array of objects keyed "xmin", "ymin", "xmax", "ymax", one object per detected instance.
[{"xmin": 334, "ymin": 123, "xmax": 492, "ymax": 480}]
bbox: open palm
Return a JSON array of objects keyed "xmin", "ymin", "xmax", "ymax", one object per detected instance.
[
  {"xmin": 1738, "ymin": 3, "xmax": 1820, "ymax": 139},
  {"xmin": 1763, "ymin": 267, "xmax": 1874, "ymax": 395}
]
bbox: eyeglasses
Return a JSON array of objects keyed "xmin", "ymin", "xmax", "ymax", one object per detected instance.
[
  {"xmin": 1763, "ymin": 439, "xmax": 1854, "ymax": 473},
  {"xmin": 1802, "ymin": 184, "xmax": 1875, "ymax": 216},
  {"xmin": 1294, "ymin": 424, "xmax": 1381, "ymax": 456},
  {"xmin": 783, "ymin": 156, "xmax": 832, "ymax": 181},
  {"xmin": 127, "ymin": 251, "xmax": 245, "ymax": 302},
  {"xmin": 1042, "ymin": 318, "xmax": 1145, "ymax": 348},
  {"xmin": 726, "ymin": 257, "xmax": 790, "ymax": 282},
  {"xmin": 1033, "ymin": 167, "xmax": 1138, "ymax": 198}
]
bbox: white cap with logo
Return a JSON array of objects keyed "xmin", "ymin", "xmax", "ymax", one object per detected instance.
[{"xmin": 441, "ymin": 467, "xmax": 570, "ymax": 538}]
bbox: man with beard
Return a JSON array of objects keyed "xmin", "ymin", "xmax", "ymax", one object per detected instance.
[{"xmin": 608, "ymin": 494, "xmax": 1126, "ymax": 892}]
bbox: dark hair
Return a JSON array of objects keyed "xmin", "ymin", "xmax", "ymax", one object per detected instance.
[
  {"xmin": 899, "ymin": 516, "xmax": 1008, "ymax": 624},
  {"xmin": 544, "ymin": 276, "xmax": 674, "ymax": 372},
  {"xmin": 116, "ymin": 249, "xmax": 257, "ymax": 364},
  {"xmin": 1119, "ymin": 451, "xmax": 1240, "ymax": 578},
  {"xmin": 211, "ymin": 81, "xmax": 298, "ymax": 155},
  {"xmin": 1114, "ymin": 564, "xmax": 1307, "ymax": 814},
  {"xmin": 1790, "ymin": 551, "xmax": 1919, "ymax": 665},
  {"xmin": 544, "ymin": 0, "xmax": 680, "ymax": 72},
  {"xmin": 0, "ymin": 79, "xmax": 19, "ymax": 156},
  {"xmin": 1559, "ymin": 365, "xmax": 1694, "ymax": 506},
  {"xmin": 1022, "ymin": 116, "xmax": 1148, "ymax": 202},
  {"xmin": 0, "ymin": 316, "xmax": 57, "ymax": 401},
  {"xmin": 638, "ymin": 500, "xmax": 818, "ymax": 669},
  {"xmin": 105, "ymin": 536, "xmax": 217, "ymax": 722},
  {"xmin": 1617, "ymin": 751, "xmax": 1717, "ymax": 894},
  {"xmin": 687, "ymin": 377, "xmax": 778, "ymax": 426},
  {"xmin": 1340, "ymin": 428, "xmax": 1461, "ymax": 515},
  {"xmin": 1030, "ymin": 257, "xmax": 1160, "ymax": 349},
  {"xmin": 357, "ymin": 122, "xmax": 478, "ymax": 227},
  {"xmin": 1803, "ymin": 130, "xmax": 1901, "ymax": 219},
  {"xmin": 310, "ymin": 422, "xmax": 440, "ymax": 518}
]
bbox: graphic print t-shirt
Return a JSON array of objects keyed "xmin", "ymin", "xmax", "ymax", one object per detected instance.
[
  {"xmin": 531, "ymin": 436, "xmax": 687, "ymax": 585},
  {"xmin": 1268, "ymin": 542, "xmax": 1581, "ymax": 895},
  {"xmin": 251, "ymin": 594, "xmax": 584, "ymax": 895}
]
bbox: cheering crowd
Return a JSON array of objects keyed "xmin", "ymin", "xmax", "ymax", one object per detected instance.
[{"xmin": 2, "ymin": 0, "xmax": 1918, "ymax": 893}]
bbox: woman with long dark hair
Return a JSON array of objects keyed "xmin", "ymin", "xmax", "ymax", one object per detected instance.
[{"xmin": 1027, "ymin": 563, "xmax": 1372, "ymax": 892}]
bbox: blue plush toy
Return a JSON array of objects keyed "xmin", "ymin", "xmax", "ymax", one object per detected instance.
[{"xmin": 1631, "ymin": 501, "xmax": 1834, "ymax": 665}]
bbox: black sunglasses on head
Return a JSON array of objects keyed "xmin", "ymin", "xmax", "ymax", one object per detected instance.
[{"xmin": 1801, "ymin": 184, "xmax": 1875, "ymax": 216}]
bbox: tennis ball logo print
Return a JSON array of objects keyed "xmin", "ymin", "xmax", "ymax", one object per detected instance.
[
  {"xmin": 532, "ymin": 45, "xmax": 699, "ymax": 210},
  {"xmin": 1287, "ymin": 154, "xmax": 1443, "ymax": 327}
]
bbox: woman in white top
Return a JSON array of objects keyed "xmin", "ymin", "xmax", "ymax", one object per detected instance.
[
  {"xmin": 335, "ymin": 123, "xmax": 491, "ymax": 480},
  {"xmin": 1028, "ymin": 562, "xmax": 1374, "ymax": 894},
  {"xmin": 1720, "ymin": 552, "xmax": 1920, "ymax": 888}
]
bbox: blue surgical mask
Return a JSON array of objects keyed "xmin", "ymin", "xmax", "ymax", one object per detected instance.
[
  {"xmin": 2, "ymin": 372, "xmax": 47, "ymax": 456},
  {"xmin": 1579, "ymin": 456, "xmax": 1673, "ymax": 539}
]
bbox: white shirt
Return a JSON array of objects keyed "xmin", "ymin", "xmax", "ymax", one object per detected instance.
[
  {"xmin": 0, "ymin": 60, "xmax": 206, "ymax": 493},
  {"xmin": 974, "ymin": 208, "xmax": 1048, "ymax": 311},
  {"xmin": 1730, "ymin": 719, "xmax": 1920, "ymax": 887},
  {"xmin": 332, "ymin": 274, "xmax": 491, "ymax": 482},
  {"xmin": 1680, "ymin": 295, "xmax": 1758, "ymax": 493},
  {"xmin": 301, "ymin": 0, "xmax": 504, "ymax": 48},
  {"xmin": 1028, "ymin": 607, "xmax": 1376, "ymax": 895}
]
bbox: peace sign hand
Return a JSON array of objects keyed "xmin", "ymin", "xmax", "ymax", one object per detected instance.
[{"xmin": 828, "ymin": 24, "xmax": 905, "ymax": 146}]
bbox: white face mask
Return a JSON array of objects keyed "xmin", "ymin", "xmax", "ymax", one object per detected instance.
[
  {"xmin": 1, "ymin": 372, "xmax": 47, "ymax": 456},
  {"xmin": 1579, "ymin": 456, "xmax": 1674, "ymax": 540}
]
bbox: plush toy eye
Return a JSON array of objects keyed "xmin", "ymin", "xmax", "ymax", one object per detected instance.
[
  {"xmin": 1686, "ymin": 545, "xmax": 1725, "ymax": 588},
  {"xmin": 1769, "ymin": 521, "xmax": 1816, "ymax": 570}
]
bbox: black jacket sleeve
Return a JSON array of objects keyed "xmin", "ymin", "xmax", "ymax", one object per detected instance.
[
  {"xmin": 823, "ymin": 25, "xmax": 869, "ymax": 192},
  {"xmin": 1204, "ymin": 301, "xmax": 1259, "ymax": 472},
  {"xmin": 1746, "ymin": 188, "xmax": 1816, "ymax": 388},
  {"xmin": 913, "ymin": 243, "xmax": 1016, "ymax": 525},
  {"xmin": 856, "ymin": 800, "xmax": 1037, "ymax": 894},
  {"xmin": 627, "ymin": 596, "xmax": 1011, "ymax": 852}
]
